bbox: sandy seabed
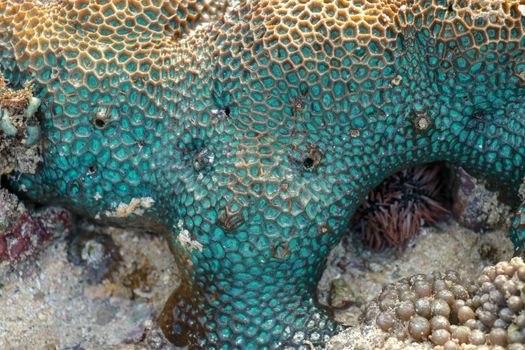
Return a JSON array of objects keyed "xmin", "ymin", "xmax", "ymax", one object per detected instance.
[{"xmin": 0, "ymin": 216, "xmax": 514, "ymax": 350}]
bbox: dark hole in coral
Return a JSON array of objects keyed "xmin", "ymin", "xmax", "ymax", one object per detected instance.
[
  {"xmin": 470, "ymin": 111, "xmax": 485, "ymax": 120},
  {"xmin": 93, "ymin": 118, "xmax": 106, "ymax": 129},
  {"xmin": 224, "ymin": 106, "xmax": 231, "ymax": 117},
  {"xmin": 465, "ymin": 110, "xmax": 489, "ymax": 133},
  {"xmin": 351, "ymin": 162, "xmax": 452, "ymax": 250},
  {"xmin": 447, "ymin": 1, "xmax": 454, "ymax": 12},
  {"xmin": 34, "ymin": 109, "xmax": 45, "ymax": 124},
  {"xmin": 87, "ymin": 165, "xmax": 97, "ymax": 176},
  {"xmin": 303, "ymin": 157, "xmax": 315, "ymax": 169}
]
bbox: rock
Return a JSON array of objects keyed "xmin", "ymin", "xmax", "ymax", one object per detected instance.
[{"xmin": 451, "ymin": 167, "xmax": 511, "ymax": 232}]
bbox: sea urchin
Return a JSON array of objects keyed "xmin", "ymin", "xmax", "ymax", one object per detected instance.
[{"xmin": 352, "ymin": 163, "xmax": 450, "ymax": 250}]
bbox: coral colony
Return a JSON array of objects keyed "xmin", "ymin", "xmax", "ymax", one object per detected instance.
[{"xmin": 1, "ymin": 0, "xmax": 525, "ymax": 348}]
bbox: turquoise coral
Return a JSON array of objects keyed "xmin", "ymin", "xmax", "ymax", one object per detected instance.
[{"xmin": 1, "ymin": 0, "xmax": 525, "ymax": 348}]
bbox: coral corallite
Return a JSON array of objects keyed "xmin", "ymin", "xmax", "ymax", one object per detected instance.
[{"xmin": 1, "ymin": 0, "xmax": 525, "ymax": 348}]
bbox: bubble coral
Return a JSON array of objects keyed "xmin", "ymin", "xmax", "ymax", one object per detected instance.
[{"xmin": 360, "ymin": 257, "xmax": 525, "ymax": 349}]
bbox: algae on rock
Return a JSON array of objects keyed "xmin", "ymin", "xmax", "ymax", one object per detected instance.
[{"xmin": 0, "ymin": 71, "xmax": 42, "ymax": 175}]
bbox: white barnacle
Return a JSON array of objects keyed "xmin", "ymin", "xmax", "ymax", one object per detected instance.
[
  {"xmin": 22, "ymin": 125, "xmax": 41, "ymax": 146},
  {"xmin": 176, "ymin": 219, "xmax": 203, "ymax": 252},
  {"xmin": 416, "ymin": 116, "xmax": 430, "ymax": 131},
  {"xmin": 391, "ymin": 75, "xmax": 403, "ymax": 86},
  {"xmin": 104, "ymin": 197, "xmax": 155, "ymax": 217},
  {"xmin": 25, "ymin": 97, "xmax": 41, "ymax": 118},
  {"xmin": 0, "ymin": 109, "xmax": 17, "ymax": 136}
]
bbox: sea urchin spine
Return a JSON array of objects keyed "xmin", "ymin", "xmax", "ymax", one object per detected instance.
[{"xmin": 353, "ymin": 163, "xmax": 450, "ymax": 250}]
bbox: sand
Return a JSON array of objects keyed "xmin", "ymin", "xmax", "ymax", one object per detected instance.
[{"xmin": 0, "ymin": 211, "xmax": 515, "ymax": 350}]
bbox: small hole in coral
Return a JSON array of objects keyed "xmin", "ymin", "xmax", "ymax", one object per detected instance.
[
  {"xmin": 224, "ymin": 106, "xmax": 231, "ymax": 117},
  {"xmin": 87, "ymin": 165, "xmax": 97, "ymax": 176},
  {"xmin": 93, "ymin": 118, "xmax": 106, "ymax": 129},
  {"xmin": 303, "ymin": 157, "xmax": 314, "ymax": 169}
]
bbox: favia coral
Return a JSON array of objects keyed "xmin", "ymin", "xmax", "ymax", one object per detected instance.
[{"xmin": 1, "ymin": 0, "xmax": 525, "ymax": 347}]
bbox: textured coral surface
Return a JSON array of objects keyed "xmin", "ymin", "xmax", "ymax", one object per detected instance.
[{"xmin": 2, "ymin": 0, "xmax": 525, "ymax": 348}]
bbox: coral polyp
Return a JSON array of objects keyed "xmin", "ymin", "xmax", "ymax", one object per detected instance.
[{"xmin": 1, "ymin": 0, "xmax": 525, "ymax": 347}]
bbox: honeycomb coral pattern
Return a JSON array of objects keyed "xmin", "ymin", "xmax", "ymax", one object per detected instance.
[{"xmin": 1, "ymin": 0, "xmax": 525, "ymax": 348}]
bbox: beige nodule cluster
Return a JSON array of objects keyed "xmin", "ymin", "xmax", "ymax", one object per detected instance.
[{"xmin": 358, "ymin": 257, "xmax": 525, "ymax": 350}]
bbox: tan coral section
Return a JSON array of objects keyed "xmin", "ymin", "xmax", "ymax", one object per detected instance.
[
  {"xmin": 2, "ymin": 0, "xmax": 524, "ymax": 77},
  {"xmin": 0, "ymin": 0, "xmax": 523, "ymax": 108},
  {"xmin": 0, "ymin": 0, "xmax": 227, "ymax": 86}
]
